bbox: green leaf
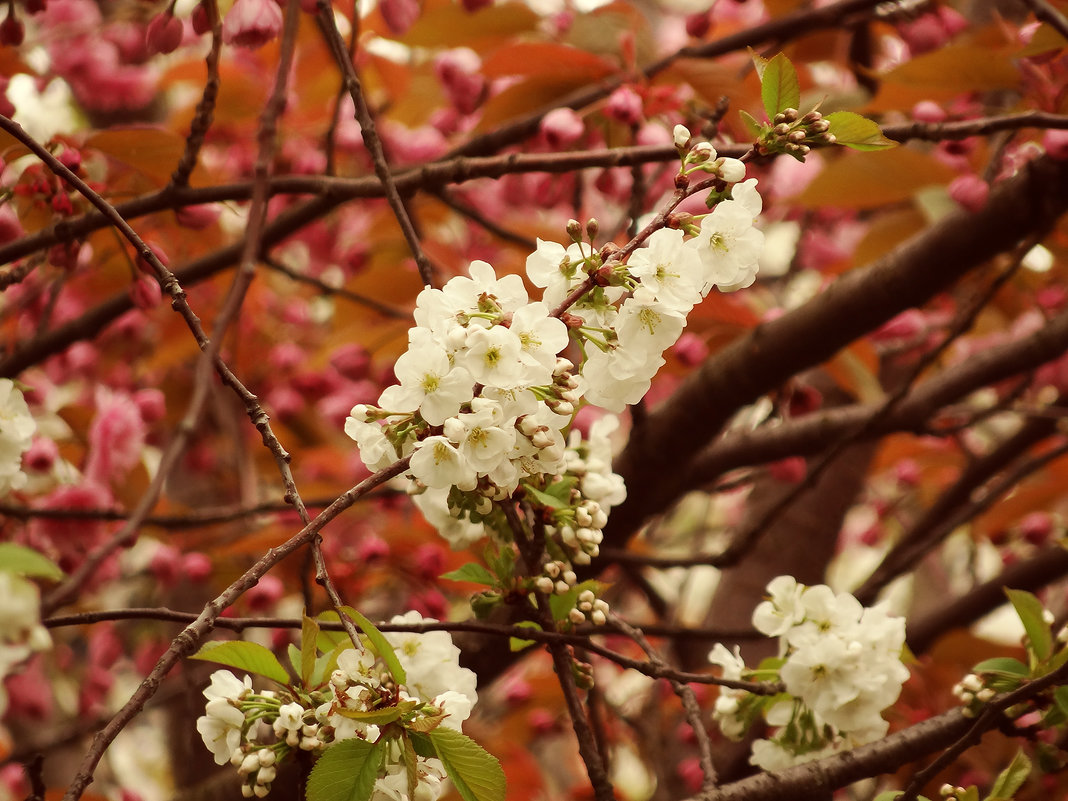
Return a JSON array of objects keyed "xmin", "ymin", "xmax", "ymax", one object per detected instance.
[
  {"xmin": 301, "ymin": 615, "xmax": 320, "ymax": 685},
  {"xmin": 287, "ymin": 643, "xmax": 303, "ymax": 682},
  {"xmin": 760, "ymin": 53, "xmax": 800, "ymax": 120},
  {"xmin": 523, "ymin": 484, "xmax": 566, "ymax": 510},
  {"xmin": 333, "ymin": 707, "xmax": 403, "ymax": 725},
  {"xmin": 428, "ymin": 727, "xmax": 506, "ymax": 801},
  {"xmin": 486, "ymin": 545, "xmax": 515, "ymax": 582},
  {"xmin": 738, "ymin": 109, "xmax": 764, "ymax": 139},
  {"xmin": 441, "ymin": 563, "xmax": 498, "ymax": 587},
  {"xmin": 0, "ymin": 544, "xmax": 63, "ymax": 581},
  {"xmin": 1055, "ymin": 685, "xmax": 1068, "ymax": 718},
  {"xmin": 338, "ymin": 606, "xmax": 407, "ymax": 686},
  {"xmin": 748, "ymin": 47, "xmax": 769, "ymax": 81},
  {"xmin": 988, "ymin": 748, "xmax": 1031, "ymax": 800},
  {"xmin": 190, "ymin": 641, "xmax": 291, "ymax": 686},
  {"xmin": 548, "ymin": 579, "xmax": 601, "ymax": 622},
  {"xmin": 1006, "ymin": 588, "xmax": 1053, "ymax": 662},
  {"xmin": 402, "ymin": 733, "xmax": 419, "ymax": 801},
  {"xmin": 824, "ymin": 111, "xmax": 898, "ymax": 151},
  {"xmin": 509, "ymin": 621, "xmax": 540, "ymax": 652},
  {"xmin": 406, "ymin": 711, "xmax": 445, "ymax": 733},
  {"xmin": 973, "ymin": 657, "xmax": 1030, "ymax": 678},
  {"xmin": 306, "ymin": 738, "xmax": 384, "ymax": 801},
  {"xmin": 409, "ymin": 731, "xmax": 436, "ymax": 760}
]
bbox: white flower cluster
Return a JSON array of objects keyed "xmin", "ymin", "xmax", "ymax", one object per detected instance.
[
  {"xmin": 710, "ymin": 576, "xmax": 909, "ymax": 772},
  {"xmin": 345, "ymin": 151, "xmax": 760, "ymax": 624},
  {"xmin": 0, "ymin": 378, "xmax": 36, "ymax": 495},
  {"xmin": 0, "ymin": 571, "xmax": 52, "ymax": 716},
  {"xmin": 196, "ymin": 613, "xmax": 478, "ymax": 800}
]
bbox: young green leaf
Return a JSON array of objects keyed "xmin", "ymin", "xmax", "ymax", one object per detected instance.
[
  {"xmin": 973, "ymin": 656, "xmax": 1030, "ymax": 678},
  {"xmin": 738, "ymin": 109, "xmax": 764, "ymax": 139},
  {"xmin": 441, "ymin": 563, "xmax": 498, "ymax": 587},
  {"xmin": 402, "ymin": 733, "xmax": 419, "ymax": 801},
  {"xmin": 509, "ymin": 620, "xmax": 540, "ymax": 652},
  {"xmin": 1005, "ymin": 588, "xmax": 1053, "ymax": 662},
  {"xmin": 1055, "ymin": 685, "xmax": 1068, "ymax": 719},
  {"xmin": 287, "ymin": 643, "xmax": 303, "ymax": 682},
  {"xmin": 428, "ymin": 727, "xmax": 506, "ymax": 801},
  {"xmin": 332, "ymin": 707, "xmax": 404, "ymax": 725},
  {"xmin": 988, "ymin": 748, "xmax": 1031, "ymax": 800},
  {"xmin": 301, "ymin": 614, "xmax": 320, "ymax": 685},
  {"xmin": 523, "ymin": 483, "xmax": 567, "ymax": 509},
  {"xmin": 339, "ymin": 606, "xmax": 407, "ymax": 686},
  {"xmin": 0, "ymin": 543, "xmax": 64, "ymax": 581},
  {"xmin": 824, "ymin": 111, "xmax": 898, "ymax": 151},
  {"xmin": 190, "ymin": 640, "xmax": 291, "ymax": 685},
  {"xmin": 306, "ymin": 738, "xmax": 385, "ymax": 801},
  {"xmin": 748, "ymin": 47, "xmax": 769, "ymax": 81},
  {"xmin": 760, "ymin": 52, "xmax": 800, "ymax": 120}
]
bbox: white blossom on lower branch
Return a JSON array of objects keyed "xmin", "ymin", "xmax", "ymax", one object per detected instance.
[{"xmin": 709, "ymin": 576, "xmax": 909, "ymax": 771}]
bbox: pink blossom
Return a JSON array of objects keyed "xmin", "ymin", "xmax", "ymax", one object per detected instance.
[
  {"xmin": 330, "ymin": 344, "xmax": 371, "ymax": 380},
  {"xmin": 768, "ymin": 456, "xmax": 806, "ymax": 483},
  {"xmin": 604, "ymin": 86, "xmax": 644, "ymax": 126},
  {"xmin": 133, "ymin": 388, "xmax": 166, "ymax": 424},
  {"xmin": 129, "ymin": 275, "xmax": 162, "ymax": 310},
  {"xmin": 85, "ymin": 388, "xmax": 147, "ymax": 484},
  {"xmin": 540, "ymin": 108, "xmax": 585, "ymax": 149},
  {"xmin": 1043, "ymin": 129, "xmax": 1068, "ymax": 160},
  {"xmin": 948, "ymin": 174, "xmax": 989, "ymax": 213},
  {"xmin": 1019, "ymin": 511, "xmax": 1054, "ymax": 545},
  {"xmin": 435, "ymin": 48, "xmax": 485, "ymax": 115},
  {"xmin": 911, "ymin": 100, "xmax": 947, "ymax": 123},
  {"xmin": 183, "ymin": 552, "xmax": 213, "ymax": 582},
  {"xmin": 223, "ymin": 0, "xmax": 283, "ymax": 49},
  {"xmin": 246, "ymin": 574, "xmax": 285, "ymax": 610},
  {"xmin": 146, "ymin": 12, "xmax": 184, "ymax": 55},
  {"xmin": 685, "ymin": 11, "xmax": 712, "ymax": 37},
  {"xmin": 24, "ymin": 437, "xmax": 58, "ymax": 472},
  {"xmin": 379, "ymin": 0, "xmax": 420, "ymax": 35}
]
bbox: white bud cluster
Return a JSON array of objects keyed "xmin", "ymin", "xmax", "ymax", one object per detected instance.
[
  {"xmin": 196, "ymin": 614, "xmax": 478, "ymax": 800},
  {"xmin": 951, "ymin": 672, "xmax": 995, "ymax": 716}
]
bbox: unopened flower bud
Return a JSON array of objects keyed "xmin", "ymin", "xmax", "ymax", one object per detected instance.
[
  {"xmin": 257, "ymin": 766, "xmax": 277, "ymax": 784},
  {"xmin": 976, "ymin": 687, "xmax": 996, "ymax": 702},
  {"xmin": 673, "ymin": 124, "xmax": 691, "ymax": 149},
  {"xmin": 787, "ymin": 130, "xmax": 807, "ymax": 144},
  {"xmin": 590, "ymin": 609, "xmax": 606, "ymax": 625},
  {"xmin": 543, "ymin": 561, "xmax": 561, "ymax": 578},
  {"xmin": 258, "ymin": 749, "xmax": 276, "ymax": 767},
  {"xmin": 562, "ymin": 570, "xmax": 577, "ymax": 585},
  {"xmin": 241, "ymin": 786, "xmax": 254, "ymax": 798},
  {"xmin": 585, "ymin": 218, "xmax": 599, "ymax": 240},
  {"xmin": 239, "ymin": 754, "xmax": 260, "ymax": 775},
  {"xmin": 555, "ymin": 580, "xmax": 570, "ymax": 594},
  {"xmin": 253, "ymin": 785, "xmax": 269, "ymax": 798},
  {"xmin": 568, "ymin": 608, "xmax": 586, "ymax": 624},
  {"xmin": 566, "ymin": 219, "xmax": 583, "ymax": 242},
  {"xmin": 554, "ymin": 357, "xmax": 574, "ymax": 375},
  {"xmin": 535, "ymin": 576, "xmax": 554, "ymax": 594}
]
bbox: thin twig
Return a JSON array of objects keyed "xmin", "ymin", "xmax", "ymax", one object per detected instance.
[{"xmin": 315, "ymin": 6, "xmax": 437, "ymax": 287}]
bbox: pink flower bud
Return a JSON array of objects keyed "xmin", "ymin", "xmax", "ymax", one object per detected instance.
[
  {"xmin": 379, "ymin": 0, "xmax": 420, "ymax": 35},
  {"xmin": 528, "ymin": 708, "xmax": 556, "ymax": 735},
  {"xmin": 24, "ymin": 437, "xmax": 58, "ymax": 472},
  {"xmin": 1043, "ymin": 129, "xmax": 1068, "ymax": 160},
  {"xmin": 685, "ymin": 11, "xmax": 711, "ymax": 37},
  {"xmin": 503, "ymin": 677, "xmax": 533, "ymax": 705},
  {"xmin": 182, "ymin": 552, "xmax": 213, "ymax": 582},
  {"xmin": 149, "ymin": 544, "xmax": 183, "ymax": 587},
  {"xmin": 223, "ymin": 0, "xmax": 283, "ymax": 48},
  {"xmin": 677, "ymin": 758, "xmax": 704, "ymax": 795},
  {"xmin": 266, "ymin": 385, "xmax": 304, "ymax": 419},
  {"xmin": 134, "ymin": 388, "xmax": 166, "ymax": 424},
  {"xmin": 146, "ymin": 11, "xmax": 184, "ymax": 54},
  {"xmin": 540, "ymin": 108, "xmax": 584, "ymax": 149},
  {"xmin": 191, "ymin": 2, "xmax": 211, "ymax": 34},
  {"xmin": 129, "ymin": 275, "xmax": 162, "ymax": 310},
  {"xmin": 671, "ymin": 332, "xmax": 708, "ymax": 367},
  {"xmin": 911, "ymin": 100, "xmax": 947, "ymax": 123},
  {"xmin": 435, "ymin": 48, "xmax": 485, "ymax": 115},
  {"xmin": 948, "ymin": 174, "xmax": 989, "ymax": 213},
  {"xmin": 1019, "ymin": 511, "xmax": 1054, "ymax": 545},
  {"xmin": 356, "ymin": 534, "xmax": 390, "ymax": 562},
  {"xmin": 329, "ymin": 344, "xmax": 371, "ymax": 380},
  {"xmin": 0, "ymin": 204, "xmax": 24, "ymax": 245},
  {"xmin": 894, "ymin": 457, "xmax": 921, "ymax": 487},
  {"xmin": 269, "ymin": 342, "xmax": 305, "ymax": 372},
  {"xmin": 604, "ymin": 86, "xmax": 643, "ymax": 126},
  {"xmin": 175, "ymin": 203, "xmax": 221, "ymax": 229},
  {"xmin": 246, "ymin": 574, "xmax": 284, "ymax": 610}
]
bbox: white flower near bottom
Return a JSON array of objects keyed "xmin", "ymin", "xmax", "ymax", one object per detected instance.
[
  {"xmin": 626, "ymin": 228, "xmax": 705, "ymax": 314},
  {"xmin": 0, "ymin": 379, "xmax": 36, "ymax": 495},
  {"xmin": 384, "ymin": 611, "xmax": 479, "ymax": 707}
]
